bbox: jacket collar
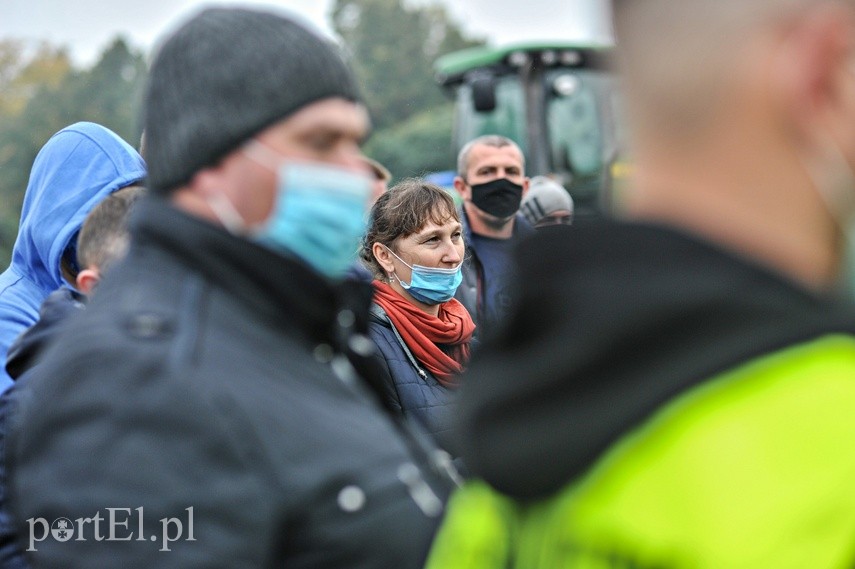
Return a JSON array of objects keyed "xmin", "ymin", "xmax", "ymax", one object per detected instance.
[
  {"xmin": 459, "ymin": 206, "xmax": 534, "ymax": 246},
  {"xmin": 130, "ymin": 197, "xmax": 372, "ymax": 346},
  {"xmin": 459, "ymin": 217, "xmax": 855, "ymax": 499}
]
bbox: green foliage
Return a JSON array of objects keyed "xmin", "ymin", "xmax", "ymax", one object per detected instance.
[
  {"xmin": 0, "ymin": 1, "xmax": 481, "ymax": 267},
  {"xmin": 69, "ymin": 38, "xmax": 147, "ymax": 144},
  {"xmin": 332, "ymin": 0, "xmax": 483, "ymax": 130},
  {"xmin": 0, "ymin": 37, "xmax": 146, "ymax": 267},
  {"xmin": 0, "ymin": 40, "xmax": 71, "ymax": 116},
  {"xmin": 364, "ymin": 103, "xmax": 455, "ymax": 180}
]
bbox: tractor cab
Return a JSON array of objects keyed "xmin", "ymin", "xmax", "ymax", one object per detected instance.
[{"xmin": 435, "ymin": 42, "xmax": 626, "ymax": 215}]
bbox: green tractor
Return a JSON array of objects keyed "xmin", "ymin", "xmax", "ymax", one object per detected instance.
[{"xmin": 434, "ymin": 42, "xmax": 627, "ymax": 215}]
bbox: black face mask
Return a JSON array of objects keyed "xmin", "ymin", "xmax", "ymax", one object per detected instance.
[{"xmin": 470, "ymin": 178, "xmax": 524, "ymax": 219}]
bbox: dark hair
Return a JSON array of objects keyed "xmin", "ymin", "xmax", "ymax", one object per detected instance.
[
  {"xmin": 77, "ymin": 185, "xmax": 147, "ymax": 272},
  {"xmin": 360, "ymin": 178, "xmax": 460, "ymax": 278}
]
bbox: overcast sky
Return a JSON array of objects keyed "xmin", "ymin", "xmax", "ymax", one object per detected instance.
[{"xmin": 4, "ymin": 0, "xmax": 613, "ymax": 65}]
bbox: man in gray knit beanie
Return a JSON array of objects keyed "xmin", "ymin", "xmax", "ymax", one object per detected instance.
[
  {"xmin": 7, "ymin": 7, "xmax": 454, "ymax": 568},
  {"xmin": 143, "ymin": 6, "xmax": 376, "ymax": 278},
  {"xmin": 520, "ymin": 175, "xmax": 574, "ymax": 228},
  {"xmin": 144, "ymin": 7, "xmax": 363, "ymax": 194}
]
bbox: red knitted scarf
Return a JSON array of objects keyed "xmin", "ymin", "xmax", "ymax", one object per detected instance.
[{"xmin": 372, "ymin": 281, "xmax": 475, "ymax": 386}]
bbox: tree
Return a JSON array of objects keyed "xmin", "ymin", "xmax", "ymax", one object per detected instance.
[
  {"xmin": 0, "ymin": 40, "xmax": 71, "ymax": 117},
  {"xmin": 67, "ymin": 38, "xmax": 147, "ymax": 144},
  {"xmin": 364, "ymin": 103, "xmax": 455, "ymax": 179},
  {"xmin": 332, "ymin": 0, "xmax": 483, "ymax": 129}
]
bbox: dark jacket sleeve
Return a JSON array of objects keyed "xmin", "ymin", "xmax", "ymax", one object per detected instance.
[{"xmin": 5, "ymin": 288, "xmax": 85, "ymax": 381}]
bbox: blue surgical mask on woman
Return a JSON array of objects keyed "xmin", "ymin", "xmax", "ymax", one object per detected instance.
[
  {"xmin": 209, "ymin": 142, "xmax": 372, "ymax": 280},
  {"xmin": 385, "ymin": 246, "xmax": 463, "ymax": 305}
]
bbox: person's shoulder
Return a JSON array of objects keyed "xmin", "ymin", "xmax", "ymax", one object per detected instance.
[
  {"xmin": 0, "ymin": 266, "xmax": 24, "ymax": 292},
  {"xmin": 368, "ymin": 306, "xmax": 395, "ymax": 343},
  {"xmin": 0, "ymin": 267, "xmax": 42, "ymax": 307},
  {"xmin": 39, "ymin": 287, "xmax": 86, "ymax": 318},
  {"xmin": 368, "ymin": 303, "xmax": 391, "ymax": 325},
  {"xmin": 5, "ymin": 287, "xmax": 86, "ymax": 380},
  {"xmin": 23, "ymin": 267, "xmax": 181, "ymax": 379},
  {"xmin": 0, "ymin": 270, "xmax": 46, "ymax": 351}
]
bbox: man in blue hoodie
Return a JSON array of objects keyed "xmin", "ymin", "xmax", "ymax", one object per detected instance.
[
  {"xmin": 4, "ymin": 185, "xmax": 147, "ymax": 381},
  {"xmin": 0, "ymin": 122, "xmax": 146, "ymax": 391},
  {"xmin": 0, "ymin": 184, "xmax": 145, "ymax": 569}
]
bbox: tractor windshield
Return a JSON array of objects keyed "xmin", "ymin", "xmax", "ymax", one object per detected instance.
[{"xmin": 453, "ymin": 76, "xmax": 528, "ymax": 160}]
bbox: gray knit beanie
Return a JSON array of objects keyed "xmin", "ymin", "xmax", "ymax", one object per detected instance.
[
  {"xmin": 143, "ymin": 7, "xmax": 361, "ymax": 194},
  {"xmin": 520, "ymin": 176, "xmax": 574, "ymax": 226}
]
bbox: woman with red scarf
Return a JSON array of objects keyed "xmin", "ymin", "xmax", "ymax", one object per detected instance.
[{"xmin": 360, "ymin": 179, "xmax": 475, "ymax": 454}]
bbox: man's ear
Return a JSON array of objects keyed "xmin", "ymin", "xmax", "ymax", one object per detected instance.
[
  {"xmin": 76, "ymin": 268, "xmax": 101, "ymax": 296},
  {"xmin": 189, "ymin": 167, "xmax": 227, "ymax": 200},
  {"xmin": 179, "ymin": 150, "xmax": 247, "ymax": 204},
  {"xmin": 771, "ymin": 4, "xmax": 855, "ymax": 134},
  {"xmin": 172, "ymin": 158, "xmax": 250, "ymax": 229},
  {"xmin": 371, "ymin": 242, "xmax": 396, "ymax": 276},
  {"xmin": 453, "ymin": 176, "xmax": 470, "ymax": 200},
  {"xmin": 521, "ymin": 176, "xmax": 531, "ymax": 198}
]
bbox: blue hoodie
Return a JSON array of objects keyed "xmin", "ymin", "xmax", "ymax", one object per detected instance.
[{"xmin": 0, "ymin": 122, "xmax": 146, "ymax": 392}]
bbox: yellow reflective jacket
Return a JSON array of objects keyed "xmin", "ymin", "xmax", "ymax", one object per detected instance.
[{"xmin": 429, "ymin": 221, "xmax": 855, "ymax": 569}]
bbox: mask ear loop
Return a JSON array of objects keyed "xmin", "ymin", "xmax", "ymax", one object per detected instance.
[
  {"xmin": 207, "ymin": 192, "xmax": 254, "ymax": 236},
  {"xmin": 212, "ymin": 140, "xmax": 284, "ymax": 237},
  {"xmin": 241, "ymin": 139, "xmax": 282, "ymax": 172},
  {"xmin": 382, "ymin": 245, "xmax": 413, "ymax": 288}
]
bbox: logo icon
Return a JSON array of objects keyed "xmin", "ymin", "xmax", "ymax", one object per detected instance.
[{"xmin": 51, "ymin": 518, "xmax": 74, "ymax": 542}]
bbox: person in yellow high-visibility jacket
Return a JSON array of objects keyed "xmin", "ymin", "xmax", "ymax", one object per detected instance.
[{"xmin": 426, "ymin": 0, "xmax": 855, "ymax": 567}]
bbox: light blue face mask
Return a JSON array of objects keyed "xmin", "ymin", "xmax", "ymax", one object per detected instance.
[
  {"xmin": 259, "ymin": 162, "xmax": 371, "ymax": 279},
  {"xmin": 386, "ymin": 247, "xmax": 463, "ymax": 305},
  {"xmin": 210, "ymin": 143, "xmax": 372, "ymax": 280}
]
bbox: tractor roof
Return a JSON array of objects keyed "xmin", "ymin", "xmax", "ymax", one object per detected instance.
[{"xmin": 434, "ymin": 42, "xmax": 614, "ymax": 86}]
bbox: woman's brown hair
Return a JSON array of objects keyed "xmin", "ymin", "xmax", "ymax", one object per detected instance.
[{"xmin": 360, "ymin": 178, "xmax": 460, "ymax": 279}]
